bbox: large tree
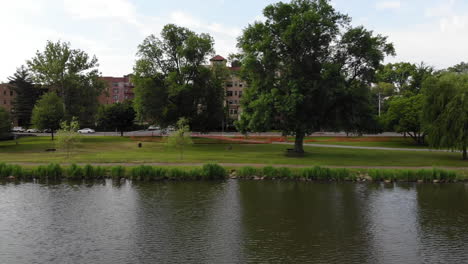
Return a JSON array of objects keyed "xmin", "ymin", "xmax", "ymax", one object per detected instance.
[
  {"xmin": 447, "ymin": 62, "xmax": 468, "ymax": 74},
  {"xmin": 376, "ymin": 62, "xmax": 433, "ymax": 95},
  {"xmin": 31, "ymin": 92, "xmax": 65, "ymax": 140},
  {"xmin": 382, "ymin": 94, "xmax": 426, "ymax": 145},
  {"xmin": 27, "ymin": 40, "xmax": 104, "ymax": 126},
  {"xmin": 8, "ymin": 66, "xmax": 43, "ymax": 127},
  {"xmin": 236, "ymin": 0, "xmax": 394, "ymax": 153},
  {"xmin": 133, "ymin": 24, "xmax": 225, "ymax": 131},
  {"xmin": 423, "ymin": 73, "xmax": 468, "ymax": 160},
  {"xmin": 96, "ymin": 102, "xmax": 136, "ymax": 136}
]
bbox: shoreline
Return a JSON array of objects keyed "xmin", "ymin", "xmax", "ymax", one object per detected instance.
[{"xmin": 1, "ymin": 163, "xmax": 466, "ymax": 183}]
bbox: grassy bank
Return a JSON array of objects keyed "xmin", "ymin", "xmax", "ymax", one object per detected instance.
[
  {"xmin": 0, "ymin": 163, "xmax": 465, "ymax": 183},
  {"xmin": 0, "ymin": 136, "xmax": 467, "ymax": 167}
]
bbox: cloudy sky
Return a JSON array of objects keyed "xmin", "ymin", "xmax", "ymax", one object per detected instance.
[{"xmin": 0, "ymin": 0, "xmax": 467, "ymax": 81}]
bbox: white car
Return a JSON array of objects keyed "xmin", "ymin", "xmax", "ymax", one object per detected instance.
[
  {"xmin": 12, "ymin": 127, "xmax": 25, "ymax": 132},
  {"xmin": 26, "ymin": 128, "xmax": 40, "ymax": 133},
  {"xmin": 148, "ymin": 125, "xmax": 161, "ymax": 131},
  {"xmin": 78, "ymin": 128, "xmax": 95, "ymax": 134}
]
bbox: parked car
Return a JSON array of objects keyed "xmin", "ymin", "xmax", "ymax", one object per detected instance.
[
  {"xmin": 12, "ymin": 127, "xmax": 25, "ymax": 132},
  {"xmin": 26, "ymin": 128, "xmax": 40, "ymax": 133},
  {"xmin": 167, "ymin": 126, "xmax": 176, "ymax": 132},
  {"xmin": 78, "ymin": 128, "xmax": 95, "ymax": 134},
  {"xmin": 43, "ymin": 128, "xmax": 52, "ymax": 133},
  {"xmin": 148, "ymin": 125, "xmax": 161, "ymax": 131}
]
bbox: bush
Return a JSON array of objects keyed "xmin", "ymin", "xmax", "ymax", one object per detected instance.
[
  {"xmin": 202, "ymin": 163, "xmax": 227, "ymax": 180},
  {"xmin": 237, "ymin": 166, "xmax": 259, "ymax": 178},
  {"xmin": 110, "ymin": 166, "xmax": 125, "ymax": 180},
  {"xmin": 66, "ymin": 164, "xmax": 84, "ymax": 180}
]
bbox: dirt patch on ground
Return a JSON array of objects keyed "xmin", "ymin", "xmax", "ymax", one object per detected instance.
[
  {"xmin": 130, "ymin": 136, "xmax": 165, "ymax": 142},
  {"xmin": 304, "ymin": 137, "xmax": 398, "ymax": 143}
]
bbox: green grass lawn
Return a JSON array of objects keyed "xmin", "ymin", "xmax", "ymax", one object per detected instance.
[{"xmin": 0, "ymin": 136, "xmax": 467, "ymax": 167}]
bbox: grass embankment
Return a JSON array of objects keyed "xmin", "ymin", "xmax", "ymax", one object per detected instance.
[
  {"xmin": 0, "ymin": 163, "xmax": 464, "ymax": 182},
  {"xmin": 0, "ymin": 136, "xmax": 467, "ymax": 167}
]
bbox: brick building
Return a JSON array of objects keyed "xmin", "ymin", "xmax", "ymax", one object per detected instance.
[
  {"xmin": 0, "ymin": 83, "xmax": 14, "ymax": 114},
  {"xmin": 98, "ymin": 74, "xmax": 134, "ymax": 105},
  {"xmin": 209, "ymin": 55, "xmax": 246, "ymax": 120}
]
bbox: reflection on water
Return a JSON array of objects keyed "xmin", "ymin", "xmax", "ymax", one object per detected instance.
[{"xmin": 0, "ymin": 180, "xmax": 467, "ymax": 263}]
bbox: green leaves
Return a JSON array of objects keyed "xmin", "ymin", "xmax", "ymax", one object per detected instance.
[
  {"xmin": 133, "ymin": 24, "xmax": 223, "ymax": 131},
  {"xmin": 96, "ymin": 102, "xmax": 136, "ymax": 136},
  {"xmin": 27, "ymin": 40, "xmax": 103, "ymax": 126},
  {"xmin": 382, "ymin": 94, "xmax": 426, "ymax": 144},
  {"xmin": 56, "ymin": 117, "xmax": 81, "ymax": 158},
  {"xmin": 31, "ymin": 92, "xmax": 64, "ymax": 139},
  {"xmin": 166, "ymin": 118, "xmax": 193, "ymax": 160},
  {"xmin": 237, "ymin": 0, "xmax": 393, "ymax": 152},
  {"xmin": 423, "ymin": 73, "xmax": 468, "ymax": 158}
]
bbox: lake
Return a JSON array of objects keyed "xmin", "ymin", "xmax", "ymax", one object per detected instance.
[{"xmin": 1, "ymin": 180, "xmax": 467, "ymax": 263}]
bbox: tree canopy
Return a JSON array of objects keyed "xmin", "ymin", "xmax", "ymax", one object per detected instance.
[
  {"xmin": 31, "ymin": 92, "xmax": 65, "ymax": 140},
  {"xmin": 423, "ymin": 73, "xmax": 468, "ymax": 159},
  {"xmin": 27, "ymin": 40, "xmax": 104, "ymax": 126},
  {"xmin": 97, "ymin": 102, "xmax": 136, "ymax": 136},
  {"xmin": 133, "ymin": 24, "xmax": 225, "ymax": 131},
  {"xmin": 381, "ymin": 94, "xmax": 426, "ymax": 144},
  {"xmin": 56, "ymin": 117, "xmax": 81, "ymax": 158},
  {"xmin": 376, "ymin": 62, "xmax": 433, "ymax": 95},
  {"xmin": 236, "ymin": 0, "xmax": 394, "ymax": 153},
  {"xmin": 8, "ymin": 66, "xmax": 43, "ymax": 127}
]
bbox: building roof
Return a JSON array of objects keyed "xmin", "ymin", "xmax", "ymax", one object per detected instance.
[{"xmin": 210, "ymin": 55, "xmax": 226, "ymax": 61}]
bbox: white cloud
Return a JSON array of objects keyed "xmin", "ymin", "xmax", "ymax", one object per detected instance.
[
  {"xmin": 169, "ymin": 11, "xmax": 241, "ymax": 56},
  {"xmin": 63, "ymin": 0, "xmax": 139, "ymax": 25},
  {"xmin": 384, "ymin": 22, "xmax": 468, "ymax": 69},
  {"xmin": 375, "ymin": 1, "xmax": 401, "ymax": 11}
]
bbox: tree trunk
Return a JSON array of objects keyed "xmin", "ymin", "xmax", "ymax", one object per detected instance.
[
  {"xmin": 51, "ymin": 131, "xmax": 54, "ymax": 141},
  {"xmin": 463, "ymin": 145, "xmax": 467, "ymax": 160},
  {"xmin": 120, "ymin": 131, "xmax": 124, "ymax": 137},
  {"xmin": 294, "ymin": 130, "xmax": 305, "ymax": 153}
]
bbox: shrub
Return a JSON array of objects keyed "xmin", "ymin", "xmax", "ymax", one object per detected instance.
[
  {"xmin": 67, "ymin": 164, "xmax": 84, "ymax": 180},
  {"xmin": 277, "ymin": 167, "xmax": 293, "ymax": 179},
  {"xmin": 262, "ymin": 166, "xmax": 277, "ymax": 179},
  {"xmin": 237, "ymin": 166, "xmax": 259, "ymax": 178},
  {"xmin": 110, "ymin": 166, "xmax": 126, "ymax": 180},
  {"xmin": 167, "ymin": 168, "xmax": 187, "ymax": 180},
  {"xmin": 202, "ymin": 164, "xmax": 227, "ymax": 180}
]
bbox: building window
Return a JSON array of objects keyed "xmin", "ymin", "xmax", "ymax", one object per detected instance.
[
  {"xmin": 239, "ymin": 83, "xmax": 243, "ymax": 87},
  {"xmin": 226, "ymin": 82, "xmax": 233, "ymax": 87},
  {"xmin": 226, "ymin": 91, "xmax": 233, "ymax": 96},
  {"xmin": 234, "ymin": 109, "xmax": 238, "ymax": 114},
  {"xmin": 228, "ymin": 100, "xmax": 233, "ymax": 105},
  {"xmin": 239, "ymin": 91, "xmax": 243, "ymax": 98},
  {"xmin": 113, "ymin": 82, "xmax": 119, "ymax": 87},
  {"xmin": 3, "ymin": 100, "xmax": 6, "ymax": 104},
  {"xmin": 113, "ymin": 89, "xmax": 119, "ymax": 94},
  {"xmin": 234, "ymin": 91, "xmax": 238, "ymax": 96},
  {"xmin": 10, "ymin": 91, "xmax": 13, "ymax": 96},
  {"xmin": 113, "ymin": 95, "xmax": 118, "ymax": 101},
  {"xmin": 234, "ymin": 100, "xmax": 238, "ymax": 104},
  {"xmin": 3, "ymin": 91, "xmax": 5, "ymax": 95}
]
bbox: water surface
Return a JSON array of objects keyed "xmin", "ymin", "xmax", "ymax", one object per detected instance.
[{"xmin": 0, "ymin": 180, "xmax": 467, "ymax": 263}]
